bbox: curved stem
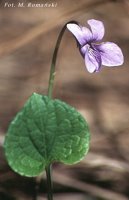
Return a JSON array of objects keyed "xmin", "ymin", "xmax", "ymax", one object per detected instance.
[
  {"xmin": 47, "ymin": 21, "xmax": 78, "ymax": 99},
  {"xmin": 46, "ymin": 20, "xmax": 78, "ymax": 200}
]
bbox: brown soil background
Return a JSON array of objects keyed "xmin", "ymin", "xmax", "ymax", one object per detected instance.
[{"xmin": 0, "ymin": 0, "xmax": 129, "ymax": 199}]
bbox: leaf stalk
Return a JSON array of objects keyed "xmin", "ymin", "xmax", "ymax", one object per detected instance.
[{"xmin": 45, "ymin": 164, "xmax": 53, "ymax": 200}]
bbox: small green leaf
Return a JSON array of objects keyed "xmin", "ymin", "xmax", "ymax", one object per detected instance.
[{"xmin": 4, "ymin": 93, "xmax": 90, "ymax": 177}]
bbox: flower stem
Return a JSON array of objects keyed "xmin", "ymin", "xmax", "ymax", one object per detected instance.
[
  {"xmin": 47, "ymin": 21, "xmax": 78, "ymax": 99},
  {"xmin": 45, "ymin": 164, "xmax": 53, "ymax": 200},
  {"xmin": 46, "ymin": 20, "xmax": 78, "ymax": 200}
]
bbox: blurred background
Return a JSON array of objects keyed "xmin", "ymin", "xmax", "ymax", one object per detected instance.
[{"xmin": 0, "ymin": 0, "xmax": 129, "ymax": 199}]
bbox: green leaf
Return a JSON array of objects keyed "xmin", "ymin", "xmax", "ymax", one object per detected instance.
[{"xmin": 4, "ymin": 93, "xmax": 90, "ymax": 177}]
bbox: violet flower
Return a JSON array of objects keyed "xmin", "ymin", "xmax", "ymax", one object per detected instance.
[{"xmin": 67, "ymin": 19, "xmax": 124, "ymax": 73}]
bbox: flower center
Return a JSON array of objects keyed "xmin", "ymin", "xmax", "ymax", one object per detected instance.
[{"xmin": 87, "ymin": 44, "xmax": 94, "ymax": 54}]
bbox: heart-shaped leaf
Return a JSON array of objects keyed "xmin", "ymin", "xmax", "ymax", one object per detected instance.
[{"xmin": 4, "ymin": 93, "xmax": 90, "ymax": 177}]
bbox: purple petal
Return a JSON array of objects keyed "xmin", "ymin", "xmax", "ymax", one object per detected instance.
[
  {"xmin": 87, "ymin": 19, "xmax": 105, "ymax": 41},
  {"xmin": 67, "ymin": 23, "xmax": 92, "ymax": 46},
  {"xmin": 84, "ymin": 45, "xmax": 102, "ymax": 73},
  {"xmin": 94, "ymin": 42, "xmax": 124, "ymax": 66},
  {"xmin": 81, "ymin": 26, "xmax": 93, "ymax": 42}
]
